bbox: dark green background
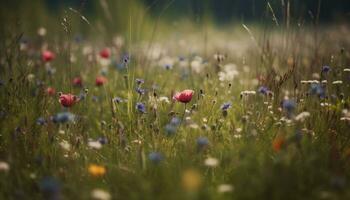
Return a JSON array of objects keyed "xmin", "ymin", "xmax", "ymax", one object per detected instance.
[{"xmin": 45, "ymin": 0, "xmax": 350, "ymax": 23}]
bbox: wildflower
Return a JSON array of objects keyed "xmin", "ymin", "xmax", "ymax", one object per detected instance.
[
  {"xmin": 88, "ymin": 141, "xmax": 102, "ymax": 150},
  {"xmin": 217, "ymin": 184, "xmax": 234, "ymax": 193},
  {"xmin": 91, "ymin": 189, "xmax": 111, "ymax": 200},
  {"xmin": 113, "ymin": 97, "xmax": 123, "ymax": 103},
  {"xmin": 72, "ymin": 77, "xmax": 82, "ymax": 87},
  {"xmin": 136, "ymin": 102, "xmax": 146, "ymax": 114},
  {"xmin": 165, "ymin": 124, "xmax": 177, "ymax": 136},
  {"xmin": 46, "ymin": 65, "xmax": 56, "ymax": 75},
  {"xmin": 59, "ymin": 140, "xmax": 71, "ymax": 151},
  {"xmin": 295, "ymin": 112, "xmax": 310, "ymax": 122},
  {"xmin": 191, "ymin": 56, "xmax": 204, "ymax": 73},
  {"xmin": 240, "ymin": 90, "xmax": 256, "ymax": 97},
  {"xmin": 98, "ymin": 137, "xmax": 108, "ymax": 145},
  {"xmin": 272, "ymin": 137, "xmax": 285, "ymax": 152},
  {"xmin": 322, "ymin": 65, "xmax": 331, "ymax": 73},
  {"xmin": 42, "ymin": 50, "xmax": 55, "ymax": 62},
  {"xmin": 51, "ymin": 112, "xmax": 75, "ymax": 123},
  {"xmin": 39, "ymin": 177, "xmax": 61, "ymax": 200},
  {"xmin": 197, "ymin": 137, "xmax": 209, "ymax": 150},
  {"xmin": 37, "ymin": 27, "xmax": 47, "ymax": 36},
  {"xmin": 170, "ymin": 117, "xmax": 181, "ymax": 125},
  {"xmin": 204, "ymin": 157, "xmax": 219, "ymax": 167},
  {"xmin": 221, "ymin": 102, "xmax": 231, "ymax": 111},
  {"xmin": 0, "ymin": 161, "xmax": 10, "ymax": 172},
  {"xmin": 310, "ymin": 83, "xmax": 325, "ymax": 98},
  {"xmin": 96, "ymin": 76, "xmax": 107, "ymax": 86},
  {"xmin": 36, "ymin": 117, "xmax": 46, "ymax": 125},
  {"xmin": 158, "ymin": 96, "xmax": 170, "ymax": 103},
  {"xmin": 182, "ymin": 169, "xmax": 202, "ymax": 192},
  {"xmin": 135, "ymin": 78, "xmax": 144, "ymax": 85},
  {"xmin": 122, "ymin": 54, "xmax": 130, "ymax": 65},
  {"xmin": 88, "ymin": 164, "xmax": 106, "ymax": 177},
  {"xmin": 332, "ymin": 80, "xmax": 343, "ymax": 85},
  {"xmin": 214, "ymin": 53, "xmax": 226, "ymax": 62},
  {"xmin": 173, "ymin": 89, "xmax": 194, "ymax": 103},
  {"xmin": 136, "ymin": 87, "xmax": 145, "ymax": 95},
  {"xmin": 164, "ymin": 64, "xmax": 172, "ymax": 70},
  {"xmin": 282, "ymin": 99, "xmax": 296, "ymax": 114},
  {"xmin": 218, "ymin": 64, "xmax": 239, "ymax": 81},
  {"xmin": 46, "ymin": 87, "xmax": 56, "ymax": 96},
  {"xmin": 148, "ymin": 152, "xmax": 163, "ymax": 164},
  {"xmin": 258, "ymin": 86, "xmax": 269, "ymax": 95},
  {"xmin": 99, "ymin": 48, "xmax": 111, "ymax": 59},
  {"xmin": 59, "ymin": 93, "xmax": 78, "ymax": 107}
]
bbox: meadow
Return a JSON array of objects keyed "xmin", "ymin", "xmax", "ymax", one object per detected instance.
[{"xmin": 1, "ymin": 1, "xmax": 350, "ymax": 199}]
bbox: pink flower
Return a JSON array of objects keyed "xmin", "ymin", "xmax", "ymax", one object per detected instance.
[
  {"xmin": 173, "ymin": 89, "xmax": 194, "ymax": 103},
  {"xmin": 99, "ymin": 48, "xmax": 111, "ymax": 59},
  {"xmin": 95, "ymin": 76, "xmax": 107, "ymax": 86},
  {"xmin": 72, "ymin": 77, "xmax": 82, "ymax": 87},
  {"xmin": 46, "ymin": 87, "xmax": 56, "ymax": 96},
  {"xmin": 42, "ymin": 50, "xmax": 55, "ymax": 62},
  {"xmin": 59, "ymin": 93, "xmax": 78, "ymax": 107}
]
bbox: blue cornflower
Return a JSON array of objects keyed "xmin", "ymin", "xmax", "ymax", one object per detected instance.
[
  {"xmin": 122, "ymin": 54, "xmax": 130, "ymax": 65},
  {"xmin": 179, "ymin": 56, "xmax": 185, "ymax": 61},
  {"xmin": 164, "ymin": 64, "xmax": 173, "ymax": 70},
  {"xmin": 51, "ymin": 112, "xmax": 75, "ymax": 123},
  {"xmin": 98, "ymin": 137, "xmax": 108, "ymax": 145},
  {"xmin": 310, "ymin": 83, "xmax": 325, "ymax": 98},
  {"xmin": 113, "ymin": 97, "xmax": 123, "ymax": 103},
  {"xmin": 170, "ymin": 117, "xmax": 181, "ymax": 126},
  {"xmin": 136, "ymin": 102, "xmax": 146, "ymax": 114},
  {"xmin": 221, "ymin": 102, "xmax": 231, "ymax": 111},
  {"xmin": 258, "ymin": 86, "xmax": 269, "ymax": 95},
  {"xmin": 322, "ymin": 65, "xmax": 331, "ymax": 73},
  {"xmin": 165, "ymin": 124, "xmax": 177, "ymax": 136},
  {"xmin": 282, "ymin": 99, "xmax": 296, "ymax": 114},
  {"xmin": 135, "ymin": 78, "xmax": 144, "ymax": 85},
  {"xmin": 136, "ymin": 87, "xmax": 145, "ymax": 95},
  {"xmin": 197, "ymin": 137, "xmax": 209, "ymax": 149},
  {"xmin": 36, "ymin": 117, "xmax": 46, "ymax": 125},
  {"xmin": 148, "ymin": 152, "xmax": 163, "ymax": 164}
]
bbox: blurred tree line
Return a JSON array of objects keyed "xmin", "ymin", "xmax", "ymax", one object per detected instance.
[
  {"xmin": 44, "ymin": 0, "xmax": 350, "ymax": 23},
  {"xmin": 142, "ymin": 0, "xmax": 350, "ymax": 23},
  {"xmin": 1, "ymin": 0, "xmax": 349, "ymax": 39}
]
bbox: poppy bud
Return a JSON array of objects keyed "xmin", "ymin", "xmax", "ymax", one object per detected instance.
[
  {"xmin": 95, "ymin": 76, "xmax": 107, "ymax": 86},
  {"xmin": 99, "ymin": 48, "xmax": 111, "ymax": 59},
  {"xmin": 42, "ymin": 50, "xmax": 55, "ymax": 62}
]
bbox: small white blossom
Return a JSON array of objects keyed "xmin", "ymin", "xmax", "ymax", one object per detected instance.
[{"xmin": 204, "ymin": 157, "xmax": 219, "ymax": 167}]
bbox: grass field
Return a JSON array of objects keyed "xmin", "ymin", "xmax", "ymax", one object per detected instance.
[{"xmin": 1, "ymin": 1, "xmax": 350, "ymax": 199}]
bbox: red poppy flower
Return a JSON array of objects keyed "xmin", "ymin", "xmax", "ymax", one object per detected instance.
[
  {"xmin": 42, "ymin": 50, "xmax": 55, "ymax": 62},
  {"xmin": 99, "ymin": 48, "xmax": 111, "ymax": 59},
  {"xmin": 59, "ymin": 93, "xmax": 78, "ymax": 107},
  {"xmin": 72, "ymin": 77, "xmax": 82, "ymax": 86},
  {"xmin": 272, "ymin": 137, "xmax": 285, "ymax": 152},
  {"xmin": 95, "ymin": 76, "xmax": 107, "ymax": 86},
  {"xmin": 46, "ymin": 87, "xmax": 56, "ymax": 96},
  {"xmin": 173, "ymin": 89, "xmax": 194, "ymax": 103}
]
